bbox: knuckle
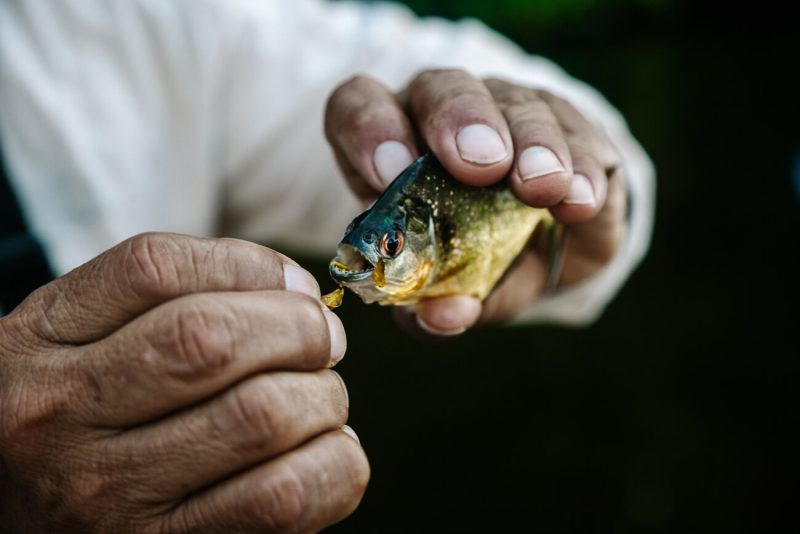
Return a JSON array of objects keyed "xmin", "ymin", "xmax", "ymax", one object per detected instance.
[
  {"xmin": 503, "ymin": 97, "xmax": 552, "ymax": 123},
  {"xmin": 482, "ymin": 76, "xmax": 509, "ymax": 89},
  {"xmin": 61, "ymin": 469, "xmax": 114, "ymax": 524},
  {"xmin": 346, "ymin": 107, "xmax": 382, "ymax": 137},
  {"xmin": 567, "ymin": 137, "xmax": 601, "ymax": 161},
  {"xmin": 496, "ymin": 93, "xmax": 531, "ymax": 112},
  {"xmin": 423, "ymin": 91, "xmax": 492, "ymax": 130},
  {"xmin": 326, "ymin": 75, "xmax": 394, "ymax": 144},
  {"xmin": 535, "ymin": 89, "xmax": 574, "ymax": 113},
  {"xmin": 226, "ymin": 377, "xmax": 286, "ymax": 446},
  {"xmin": 445, "ymin": 88, "xmax": 492, "ymax": 110},
  {"xmin": 123, "ymin": 233, "xmax": 184, "ymax": 295},
  {"xmin": 8, "ymin": 279, "xmax": 74, "ymax": 346},
  {"xmin": 0, "ymin": 314, "xmax": 21, "ymax": 356},
  {"xmin": 337, "ymin": 74, "xmax": 376, "ymax": 94},
  {"xmin": 410, "ymin": 68, "xmax": 465, "ymax": 89},
  {"xmin": 408, "ymin": 69, "xmax": 433, "ymax": 90},
  {"xmin": 509, "ymin": 115, "xmax": 563, "ymax": 144},
  {"xmin": 350, "ymin": 106, "xmax": 401, "ymax": 141},
  {"xmin": 495, "ymin": 87, "xmax": 541, "ymax": 111},
  {"xmin": 257, "ymin": 465, "xmax": 307, "ymax": 530},
  {"xmin": 0, "ymin": 378, "xmax": 71, "ymax": 445},
  {"xmin": 156, "ymin": 300, "xmax": 236, "ymax": 382},
  {"xmin": 327, "ymin": 74, "xmax": 375, "ymax": 112}
]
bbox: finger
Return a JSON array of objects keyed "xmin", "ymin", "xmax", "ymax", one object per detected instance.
[
  {"xmin": 116, "ymin": 370, "xmax": 349, "ymax": 500},
  {"xmin": 481, "ymin": 172, "xmax": 627, "ymax": 316},
  {"xmin": 558, "ymin": 168, "xmax": 628, "ymax": 287},
  {"xmin": 484, "ymin": 79, "xmax": 573, "ymax": 207},
  {"xmin": 406, "ymin": 69, "xmax": 513, "ymax": 185},
  {"xmin": 548, "ymin": 156, "xmax": 609, "ymax": 224},
  {"xmin": 325, "ymin": 75, "xmax": 418, "ymax": 199},
  {"xmin": 413, "ymin": 295, "xmax": 482, "ymax": 336},
  {"xmin": 539, "ymin": 92, "xmax": 618, "ymax": 224},
  {"xmin": 14, "ymin": 233, "xmax": 320, "ymax": 345},
  {"xmin": 75, "ymin": 290, "xmax": 346, "ymax": 427},
  {"xmin": 479, "ymin": 251, "xmax": 549, "ymax": 324},
  {"xmin": 161, "ymin": 429, "xmax": 369, "ymax": 533}
]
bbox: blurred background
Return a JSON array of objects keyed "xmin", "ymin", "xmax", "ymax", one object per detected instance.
[{"xmin": 311, "ymin": 0, "xmax": 800, "ymax": 532}]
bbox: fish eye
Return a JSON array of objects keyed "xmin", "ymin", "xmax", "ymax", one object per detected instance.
[{"xmin": 379, "ymin": 231, "xmax": 404, "ymax": 258}]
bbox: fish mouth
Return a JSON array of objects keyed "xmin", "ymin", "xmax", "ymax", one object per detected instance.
[{"xmin": 329, "ymin": 245, "xmax": 374, "ymax": 283}]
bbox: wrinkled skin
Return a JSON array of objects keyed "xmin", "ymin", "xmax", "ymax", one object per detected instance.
[{"xmin": 0, "ymin": 233, "xmax": 368, "ymax": 533}]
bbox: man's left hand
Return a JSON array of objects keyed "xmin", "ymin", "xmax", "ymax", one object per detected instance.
[{"xmin": 325, "ymin": 69, "xmax": 627, "ymax": 335}]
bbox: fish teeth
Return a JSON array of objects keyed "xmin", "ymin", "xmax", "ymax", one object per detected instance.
[{"xmin": 332, "ymin": 263, "xmax": 372, "ymax": 274}]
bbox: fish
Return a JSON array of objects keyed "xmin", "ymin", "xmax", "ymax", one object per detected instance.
[{"xmin": 324, "ymin": 154, "xmax": 565, "ymax": 308}]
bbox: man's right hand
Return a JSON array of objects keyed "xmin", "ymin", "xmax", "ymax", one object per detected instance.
[{"xmin": 0, "ymin": 233, "xmax": 369, "ymax": 533}]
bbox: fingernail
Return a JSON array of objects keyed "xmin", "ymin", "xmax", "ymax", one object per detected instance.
[
  {"xmin": 563, "ymin": 174, "xmax": 596, "ymax": 205},
  {"xmin": 518, "ymin": 146, "xmax": 565, "ymax": 181},
  {"xmin": 374, "ymin": 141, "xmax": 414, "ymax": 186},
  {"xmin": 323, "ymin": 308, "xmax": 347, "ymax": 365},
  {"xmin": 416, "ymin": 314, "xmax": 467, "ymax": 337},
  {"xmin": 341, "ymin": 425, "xmax": 360, "ymax": 444},
  {"xmin": 332, "ymin": 370, "xmax": 349, "ymax": 409},
  {"xmin": 455, "ymin": 124, "xmax": 507, "ymax": 165},
  {"xmin": 283, "ymin": 264, "xmax": 320, "ymax": 298}
]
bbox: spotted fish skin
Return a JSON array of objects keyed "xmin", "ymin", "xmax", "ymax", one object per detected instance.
[{"xmin": 328, "ymin": 154, "xmax": 558, "ymax": 306}]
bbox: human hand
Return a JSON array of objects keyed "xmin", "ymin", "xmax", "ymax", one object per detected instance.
[
  {"xmin": 0, "ymin": 233, "xmax": 368, "ymax": 532},
  {"xmin": 325, "ymin": 70, "xmax": 626, "ymax": 335}
]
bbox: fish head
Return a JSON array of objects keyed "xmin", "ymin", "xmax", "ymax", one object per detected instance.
[{"xmin": 329, "ymin": 196, "xmax": 437, "ymax": 305}]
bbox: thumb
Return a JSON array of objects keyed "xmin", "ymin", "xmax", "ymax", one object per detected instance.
[{"xmin": 394, "ymin": 295, "xmax": 482, "ymax": 337}]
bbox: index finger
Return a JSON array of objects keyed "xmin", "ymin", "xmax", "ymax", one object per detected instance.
[
  {"xmin": 325, "ymin": 75, "xmax": 419, "ymax": 200},
  {"xmin": 405, "ymin": 69, "xmax": 514, "ymax": 186},
  {"xmin": 13, "ymin": 233, "xmax": 320, "ymax": 345},
  {"xmin": 73, "ymin": 290, "xmax": 342, "ymax": 427}
]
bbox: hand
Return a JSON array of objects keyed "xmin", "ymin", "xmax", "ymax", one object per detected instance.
[
  {"xmin": 325, "ymin": 69, "xmax": 626, "ymax": 334},
  {"xmin": 0, "ymin": 233, "xmax": 369, "ymax": 532}
]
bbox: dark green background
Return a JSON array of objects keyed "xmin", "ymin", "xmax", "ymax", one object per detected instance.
[{"xmin": 313, "ymin": 1, "xmax": 799, "ymax": 532}]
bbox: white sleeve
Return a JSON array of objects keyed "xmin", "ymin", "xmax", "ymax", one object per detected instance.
[{"xmin": 221, "ymin": 0, "xmax": 655, "ymax": 325}]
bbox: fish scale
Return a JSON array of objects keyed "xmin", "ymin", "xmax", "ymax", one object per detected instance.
[{"xmin": 324, "ymin": 154, "xmax": 564, "ymax": 308}]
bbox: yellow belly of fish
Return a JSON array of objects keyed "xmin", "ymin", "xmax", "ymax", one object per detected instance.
[{"xmin": 415, "ymin": 207, "xmax": 548, "ymax": 302}]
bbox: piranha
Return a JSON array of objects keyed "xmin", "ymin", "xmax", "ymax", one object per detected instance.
[{"xmin": 322, "ymin": 154, "xmax": 565, "ymax": 308}]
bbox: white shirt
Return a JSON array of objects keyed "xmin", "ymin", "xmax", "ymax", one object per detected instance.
[{"xmin": 0, "ymin": 0, "xmax": 655, "ymax": 325}]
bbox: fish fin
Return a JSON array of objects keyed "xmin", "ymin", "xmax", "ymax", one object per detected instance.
[{"xmin": 544, "ymin": 221, "xmax": 568, "ymax": 292}]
